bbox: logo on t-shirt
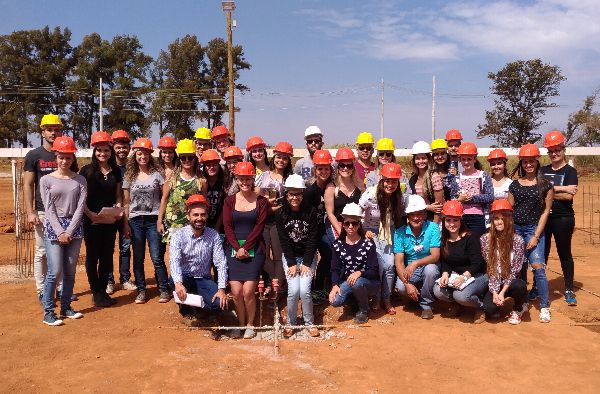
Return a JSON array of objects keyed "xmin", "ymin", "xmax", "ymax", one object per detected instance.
[{"xmin": 39, "ymin": 159, "xmax": 57, "ymax": 171}]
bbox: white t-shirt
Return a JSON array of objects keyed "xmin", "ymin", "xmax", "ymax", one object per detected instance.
[{"xmin": 493, "ymin": 178, "xmax": 512, "ymax": 200}]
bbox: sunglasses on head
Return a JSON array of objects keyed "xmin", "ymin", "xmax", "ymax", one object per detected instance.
[
  {"xmin": 306, "ymin": 139, "xmax": 322, "ymax": 145},
  {"xmin": 179, "ymin": 155, "xmax": 195, "ymax": 162},
  {"xmin": 343, "ymin": 220, "xmax": 360, "ymax": 228},
  {"xmin": 338, "ymin": 162, "xmax": 354, "ymax": 170},
  {"xmin": 378, "ymin": 152, "xmax": 392, "ymax": 157}
]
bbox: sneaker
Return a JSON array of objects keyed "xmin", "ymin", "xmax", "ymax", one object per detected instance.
[
  {"xmin": 421, "ymin": 309, "xmax": 434, "ymax": 320},
  {"xmin": 473, "ymin": 309, "xmax": 486, "ymax": 324},
  {"xmin": 93, "ymin": 293, "xmax": 112, "ymax": 308},
  {"xmin": 565, "ymin": 291, "xmax": 577, "ymax": 306},
  {"xmin": 508, "ymin": 310, "xmax": 523, "ymax": 325},
  {"xmin": 539, "ymin": 307, "xmax": 551, "ymax": 323},
  {"xmin": 243, "ymin": 328, "xmax": 256, "ymax": 339},
  {"xmin": 158, "ymin": 291, "xmax": 171, "ymax": 303},
  {"xmin": 122, "ymin": 281, "xmax": 137, "ymax": 291},
  {"xmin": 354, "ymin": 311, "xmax": 369, "ymax": 324},
  {"xmin": 43, "ymin": 312, "xmax": 64, "ymax": 326},
  {"xmin": 528, "ymin": 287, "xmax": 539, "ymax": 301},
  {"xmin": 230, "ymin": 329, "xmax": 242, "ymax": 339},
  {"xmin": 135, "ymin": 290, "xmax": 147, "ymax": 304},
  {"xmin": 106, "ymin": 283, "xmax": 115, "ymax": 295},
  {"xmin": 102, "ymin": 292, "xmax": 117, "ymax": 305},
  {"xmin": 60, "ymin": 308, "xmax": 83, "ymax": 319}
]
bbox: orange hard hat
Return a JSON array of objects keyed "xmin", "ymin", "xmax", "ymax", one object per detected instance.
[
  {"xmin": 52, "ymin": 136, "xmax": 77, "ymax": 154},
  {"xmin": 487, "ymin": 148, "xmax": 507, "ymax": 162},
  {"xmin": 273, "ymin": 141, "xmax": 293, "ymax": 156},
  {"xmin": 380, "ymin": 163, "xmax": 402, "ymax": 179},
  {"xmin": 518, "ymin": 144, "xmax": 541, "ymax": 158},
  {"xmin": 335, "ymin": 147, "xmax": 355, "ymax": 161},
  {"xmin": 112, "ymin": 129, "xmax": 131, "ymax": 142},
  {"xmin": 313, "ymin": 149, "xmax": 333, "ymax": 165},
  {"xmin": 223, "ymin": 146, "xmax": 243, "ymax": 159},
  {"xmin": 457, "ymin": 142, "xmax": 478, "ymax": 156},
  {"xmin": 201, "ymin": 149, "xmax": 221, "ymax": 163},
  {"xmin": 132, "ymin": 138, "xmax": 154, "ymax": 152},
  {"xmin": 544, "ymin": 130, "xmax": 566, "ymax": 148},
  {"xmin": 491, "ymin": 199, "xmax": 513, "ymax": 212},
  {"xmin": 158, "ymin": 136, "xmax": 177, "ymax": 149},
  {"xmin": 445, "ymin": 129, "xmax": 463, "ymax": 141},
  {"xmin": 185, "ymin": 194, "xmax": 210, "ymax": 211},
  {"xmin": 234, "ymin": 161, "xmax": 256, "ymax": 176},
  {"xmin": 442, "ymin": 200, "xmax": 464, "ymax": 217},
  {"xmin": 90, "ymin": 131, "xmax": 112, "ymax": 147},
  {"xmin": 212, "ymin": 125, "xmax": 230, "ymax": 139},
  {"xmin": 246, "ymin": 136, "xmax": 266, "ymax": 151}
]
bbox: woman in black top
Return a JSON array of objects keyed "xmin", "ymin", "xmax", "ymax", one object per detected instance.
[
  {"xmin": 542, "ymin": 131, "xmax": 578, "ymax": 306},
  {"xmin": 80, "ymin": 132, "xmax": 123, "ymax": 308},
  {"xmin": 433, "ymin": 200, "xmax": 488, "ymax": 323},
  {"xmin": 276, "ymin": 174, "xmax": 319, "ymax": 338},
  {"xmin": 201, "ymin": 149, "xmax": 226, "ymax": 231}
]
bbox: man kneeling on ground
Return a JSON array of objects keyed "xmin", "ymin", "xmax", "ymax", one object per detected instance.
[{"xmin": 169, "ymin": 194, "xmax": 228, "ymax": 324}]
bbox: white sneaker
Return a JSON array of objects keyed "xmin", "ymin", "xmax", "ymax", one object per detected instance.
[
  {"xmin": 539, "ymin": 307, "xmax": 551, "ymax": 323},
  {"xmin": 122, "ymin": 281, "xmax": 137, "ymax": 291},
  {"xmin": 106, "ymin": 283, "xmax": 115, "ymax": 295},
  {"xmin": 508, "ymin": 310, "xmax": 523, "ymax": 325},
  {"xmin": 243, "ymin": 328, "xmax": 256, "ymax": 339}
]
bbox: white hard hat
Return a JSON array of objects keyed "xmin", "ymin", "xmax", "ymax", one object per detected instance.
[
  {"xmin": 341, "ymin": 203, "xmax": 363, "ymax": 218},
  {"xmin": 405, "ymin": 195, "xmax": 428, "ymax": 214},
  {"xmin": 284, "ymin": 174, "xmax": 306, "ymax": 189},
  {"xmin": 305, "ymin": 125, "xmax": 323, "ymax": 138},
  {"xmin": 412, "ymin": 140, "xmax": 431, "ymax": 155}
]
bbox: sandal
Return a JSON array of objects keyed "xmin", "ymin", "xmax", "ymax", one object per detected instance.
[
  {"xmin": 283, "ymin": 328, "xmax": 293, "ymax": 338},
  {"xmin": 308, "ymin": 326, "xmax": 320, "ymax": 337}
]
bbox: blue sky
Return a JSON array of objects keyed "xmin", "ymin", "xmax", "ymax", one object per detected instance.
[{"xmin": 2, "ymin": 0, "xmax": 599, "ymax": 148}]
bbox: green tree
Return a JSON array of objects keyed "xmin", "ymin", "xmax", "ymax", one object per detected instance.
[
  {"xmin": 565, "ymin": 91, "xmax": 600, "ymax": 146},
  {"xmin": 477, "ymin": 59, "xmax": 565, "ymax": 147}
]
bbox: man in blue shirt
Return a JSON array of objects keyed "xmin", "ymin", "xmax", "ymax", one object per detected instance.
[
  {"xmin": 394, "ymin": 195, "xmax": 441, "ymax": 319},
  {"xmin": 170, "ymin": 195, "xmax": 228, "ymax": 323}
]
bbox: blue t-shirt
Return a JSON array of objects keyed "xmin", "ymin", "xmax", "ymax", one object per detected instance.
[{"xmin": 393, "ymin": 220, "xmax": 441, "ymax": 266}]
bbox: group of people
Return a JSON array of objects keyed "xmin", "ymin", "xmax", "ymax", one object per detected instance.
[{"xmin": 26, "ymin": 115, "xmax": 578, "ymax": 335}]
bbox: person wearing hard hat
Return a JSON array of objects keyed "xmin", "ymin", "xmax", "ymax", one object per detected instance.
[
  {"xmin": 276, "ymin": 174, "xmax": 320, "ymax": 338},
  {"xmin": 409, "ymin": 141, "xmax": 444, "ymax": 223},
  {"xmin": 431, "ymin": 138, "xmax": 454, "ymax": 202},
  {"xmin": 39, "ymin": 136, "xmax": 87, "ymax": 326},
  {"xmin": 508, "ymin": 144, "xmax": 554, "ymax": 323},
  {"xmin": 487, "ymin": 148, "xmax": 512, "ymax": 200},
  {"xmin": 445, "ymin": 129, "xmax": 463, "ymax": 175},
  {"xmin": 354, "ymin": 132, "xmax": 376, "ymax": 183},
  {"xmin": 481, "ymin": 199, "xmax": 528, "ymax": 325},
  {"xmin": 194, "ymin": 127, "xmax": 212, "ymax": 159},
  {"xmin": 212, "ymin": 125, "xmax": 232, "ymax": 156},
  {"xmin": 169, "ymin": 194, "xmax": 228, "ymax": 326},
  {"xmin": 433, "ymin": 201, "xmax": 488, "ymax": 324},
  {"xmin": 365, "ymin": 138, "xmax": 406, "ymax": 189},
  {"xmin": 359, "ymin": 163, "xmax": 405, "ymax": 315},
  {"xmin": 24, "ymin": 114, "xmax": 67, "ymax": 303},
  {"xmin": 158, "ymin": 135, "xmax": 178, "ymax": 181},
  {"xmin": 541, "ymin": 130, "xmax": 578, "ymax": 306},
  {"xmin": 394, "ymin": 194, "xmax": 441, "ymax": 320},
  {"xmin": 223, "ymin": 146, "xmax": 244, "ymax": 196},
  {"xmin": 245, "ymin": 136, "xmax": 269, "ymax": 175},
  {"xmin": 201, "ymin": 149, "xmax": 227, "ymax": 232},
  {"xmin": 329, "ymin": 203, "xmax": 380, "ymax": 324},
  {"xmin": 295, "ymin": 126, "xmax": 324, "ymax": 180}
]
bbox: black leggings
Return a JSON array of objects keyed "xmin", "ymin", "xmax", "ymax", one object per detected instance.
[
  {"xmin": 483, "ymin": 279, "xmax": 527, "ymax": 315},
  {"xmin": 84, "ymin": 222, "xmax": 118, "ymax": 294},
  {"xmin": 544, "ymin": 215, "xmax": 575, "ymax": 290}
]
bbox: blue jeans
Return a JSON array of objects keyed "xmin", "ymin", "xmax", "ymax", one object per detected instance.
[
  {"xmin": 515, "ymin": 223, "xmax": 550, "ymax": 308},
  {"xmin": 462, "ymin": 214, "xmax": 486, "ymax": 236},
  {"xmin": 331, "ymin": 277, "xmax": 380, "ymax": 314},
  {"xmin": 433, "ymin": 273, "xmax": 489, "ymax": 309},
  {"xmin": 129, "ymin": 215, "xmax": 169, "ymax": 292},
  {"xmin": 108, "ymin": 219, "xmax": 132, "ymax": 284},
  {"xmin": 169, "ymin": 276, "xmax": 222, "ymax": 316},
  {"xmin": 42, "ymin": 238, "xmax": 83, "ymax": 313},
  {"xmin": 370, "ymin": 231, "xmax": 396, "ymax": 303},
  {"xmin": 395, "ymin": 264, "xmax": 440, "ymax": 310},
  {"xmin": 282, "ymin": 255, "xmax": 317, "ymax": 326}
]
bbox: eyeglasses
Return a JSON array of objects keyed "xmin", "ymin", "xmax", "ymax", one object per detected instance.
[
  {"xmin": 179, "ymin": 155, "xmax": 195, "ymax": 162},
  {"xmin": 357, "ymin": 145, "xmax": 373, "ymax": 151},
  {"xmin": 342, "ymin": 220, "xmax": 360, "ymax": 228},
  {"xmin": 287, "ymin": 191, "xmax": 303, "ymax": 198},
  {"xmin": 548, "ymin": 147, "xmax": 564, "ymax": 155},
  {"xmin": 338, "ymin": 162, "xmax": 354, "ymax": 170},
  {"xmin": 306, "ymin": 139, "xmax": 322, "ymax": 145},
  {"xmin": 378, "ymin": 152, "xmax": 392, "ymax": 157}
]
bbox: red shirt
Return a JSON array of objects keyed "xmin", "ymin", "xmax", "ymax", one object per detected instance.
[{"xmin": 354, "ymin": 159, "xmax": 376, "ymax": 184}]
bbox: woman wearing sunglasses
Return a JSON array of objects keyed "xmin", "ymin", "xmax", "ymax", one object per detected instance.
[
  {"xmin": 245, "ymin": 136, "xmax": 269, "ymax": 176},
  {"xmin": 365, "ymin": 138, "xmax": 397, "ymax": 188},
  {"xmin": 329, "ymin": 203, "xmax": 380, "ymax": 324},
  {"xmin": 409, "ymin": 141, "xmax": 445, "ymax": 223}
]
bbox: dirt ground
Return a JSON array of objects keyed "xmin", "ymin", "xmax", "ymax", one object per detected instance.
[{"xmin": 1, "ymin": 178, "xmax": 600, "ymax": 393}]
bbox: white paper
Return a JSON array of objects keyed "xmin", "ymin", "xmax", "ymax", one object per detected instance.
[
  {"xmin": 173, "ymin": 292, "xmax": 205, "ymax": 308},
  {"xmin": 93, "ymin": 207, "xmax": 124, "ymax": 224},
  {"xmin": 436, "ymin": 272, "xmax": 475, "ymax": 290}
]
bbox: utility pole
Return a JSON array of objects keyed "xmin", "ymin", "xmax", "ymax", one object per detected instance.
[
  {"xmin": 380, "ymin": 78, "xmax": 384, "ymax": 139},
  {"xmin": 223, "ymin": 1, "xmax": 236, "ymax": 143},
  {"xmin": 431, "ymin": 75, "xmax": 436, "ymax": 141},
  {"xmin": 99, "ymin": 77, "xmax": 103, "ymax": 131}
]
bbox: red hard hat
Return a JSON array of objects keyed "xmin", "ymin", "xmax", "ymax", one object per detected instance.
[
  {"xmin": 380, "ymin": 163, "xmax": 402, "ymax": 179},
  {"xmin": 158, "ymin": 136, "xmax": 177, "ymax": 149},
  {"xmin": 487, "ymin": 148, "xmax": 507, "ymax": 162},
  {"xmin": 313, "ymin": 149, "xmax": 333, "ymax": 165},
  {"xmin": 212, "ymin": 125, "xmax": 230, "ymax": 139},
  {"xmin": 223, "ymin": 146, "xmax": 243, "ymax": 159},
  {"xmin": 201, "ymin": 149, "xmax": 221, "ymax": 163},
  {"xmin": 491, "ymin": 199, "xmax": 513, "ymax": 213},
  {"xmin": 246, "ymin": 136, "xmax": 266, "ymax": 151},
  {"xmin": 132, "ymin": 138, "xmax": 154, "ymax": 152},
  {"xmin": 234, "ymin": 161, "xmax": 256, "ymax": 176},
  {"xmin": 52, "ymin": 136, "xmax": 77, "ymax": 154},
  {"xmin": 518, "ymin": 144, "xmax": 541, "ymax": 158},
  {"xmin": 112, "ymin": 129, "xmax": 131, "ymax": 142},
  {"xmin": 457, "ymin": 142, "xmax": 478, "ymax": 156},
  {"xmin": 273, "ymin": 141, "xmax": 293, "ymax": 156},
  {"xmin": 442, "ymin": 200, "xmax": 464, "ymax": 217},
  {"xmin": 544, "ymin": 130, "xmax": 566, "ymax": 148},
  {"xmin": 185, "ymin": 194, "xmax": 210, "ymax": 211},
  {"xmin": 335, "ymin": 148, "xmax": 355, "ymax": 161},
  {"xmin": 91, "ymin": 131, "xmax": 112, "ymax": 147},
  {"xmin": 445, "ymin": 129, "xmax": 463, "ymax": 141}
]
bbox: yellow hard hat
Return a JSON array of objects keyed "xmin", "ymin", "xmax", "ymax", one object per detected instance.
[
  {"xmin": 431, "ymin": 138, "xmax": 448, "ymax": 151},
  {"xmin": 376, "ymin": 138, "xmax": 395, "ymax": 151},
  {"xmin": 40, "ymin": 114, "xmax": 63, "ymax": 128},
  {"xmin": 176, "ymin": 138, "xmax": 196, "ymax": 155},
  {"xmin": 355, "ymin": 132, "xmax": 374, "ymax": 145},
  {"xmin": 194, "ymin": 127, "xmax": 211, "ymax": 140}
]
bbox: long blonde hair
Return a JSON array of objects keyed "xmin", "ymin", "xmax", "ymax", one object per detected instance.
[
  {"xmin": 334, "ymin": 164, "xmax": 364, "ymax": 197},
  {"xmin": 486, "ymin": 212, "xmax": 515, "ymax": 279}
]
